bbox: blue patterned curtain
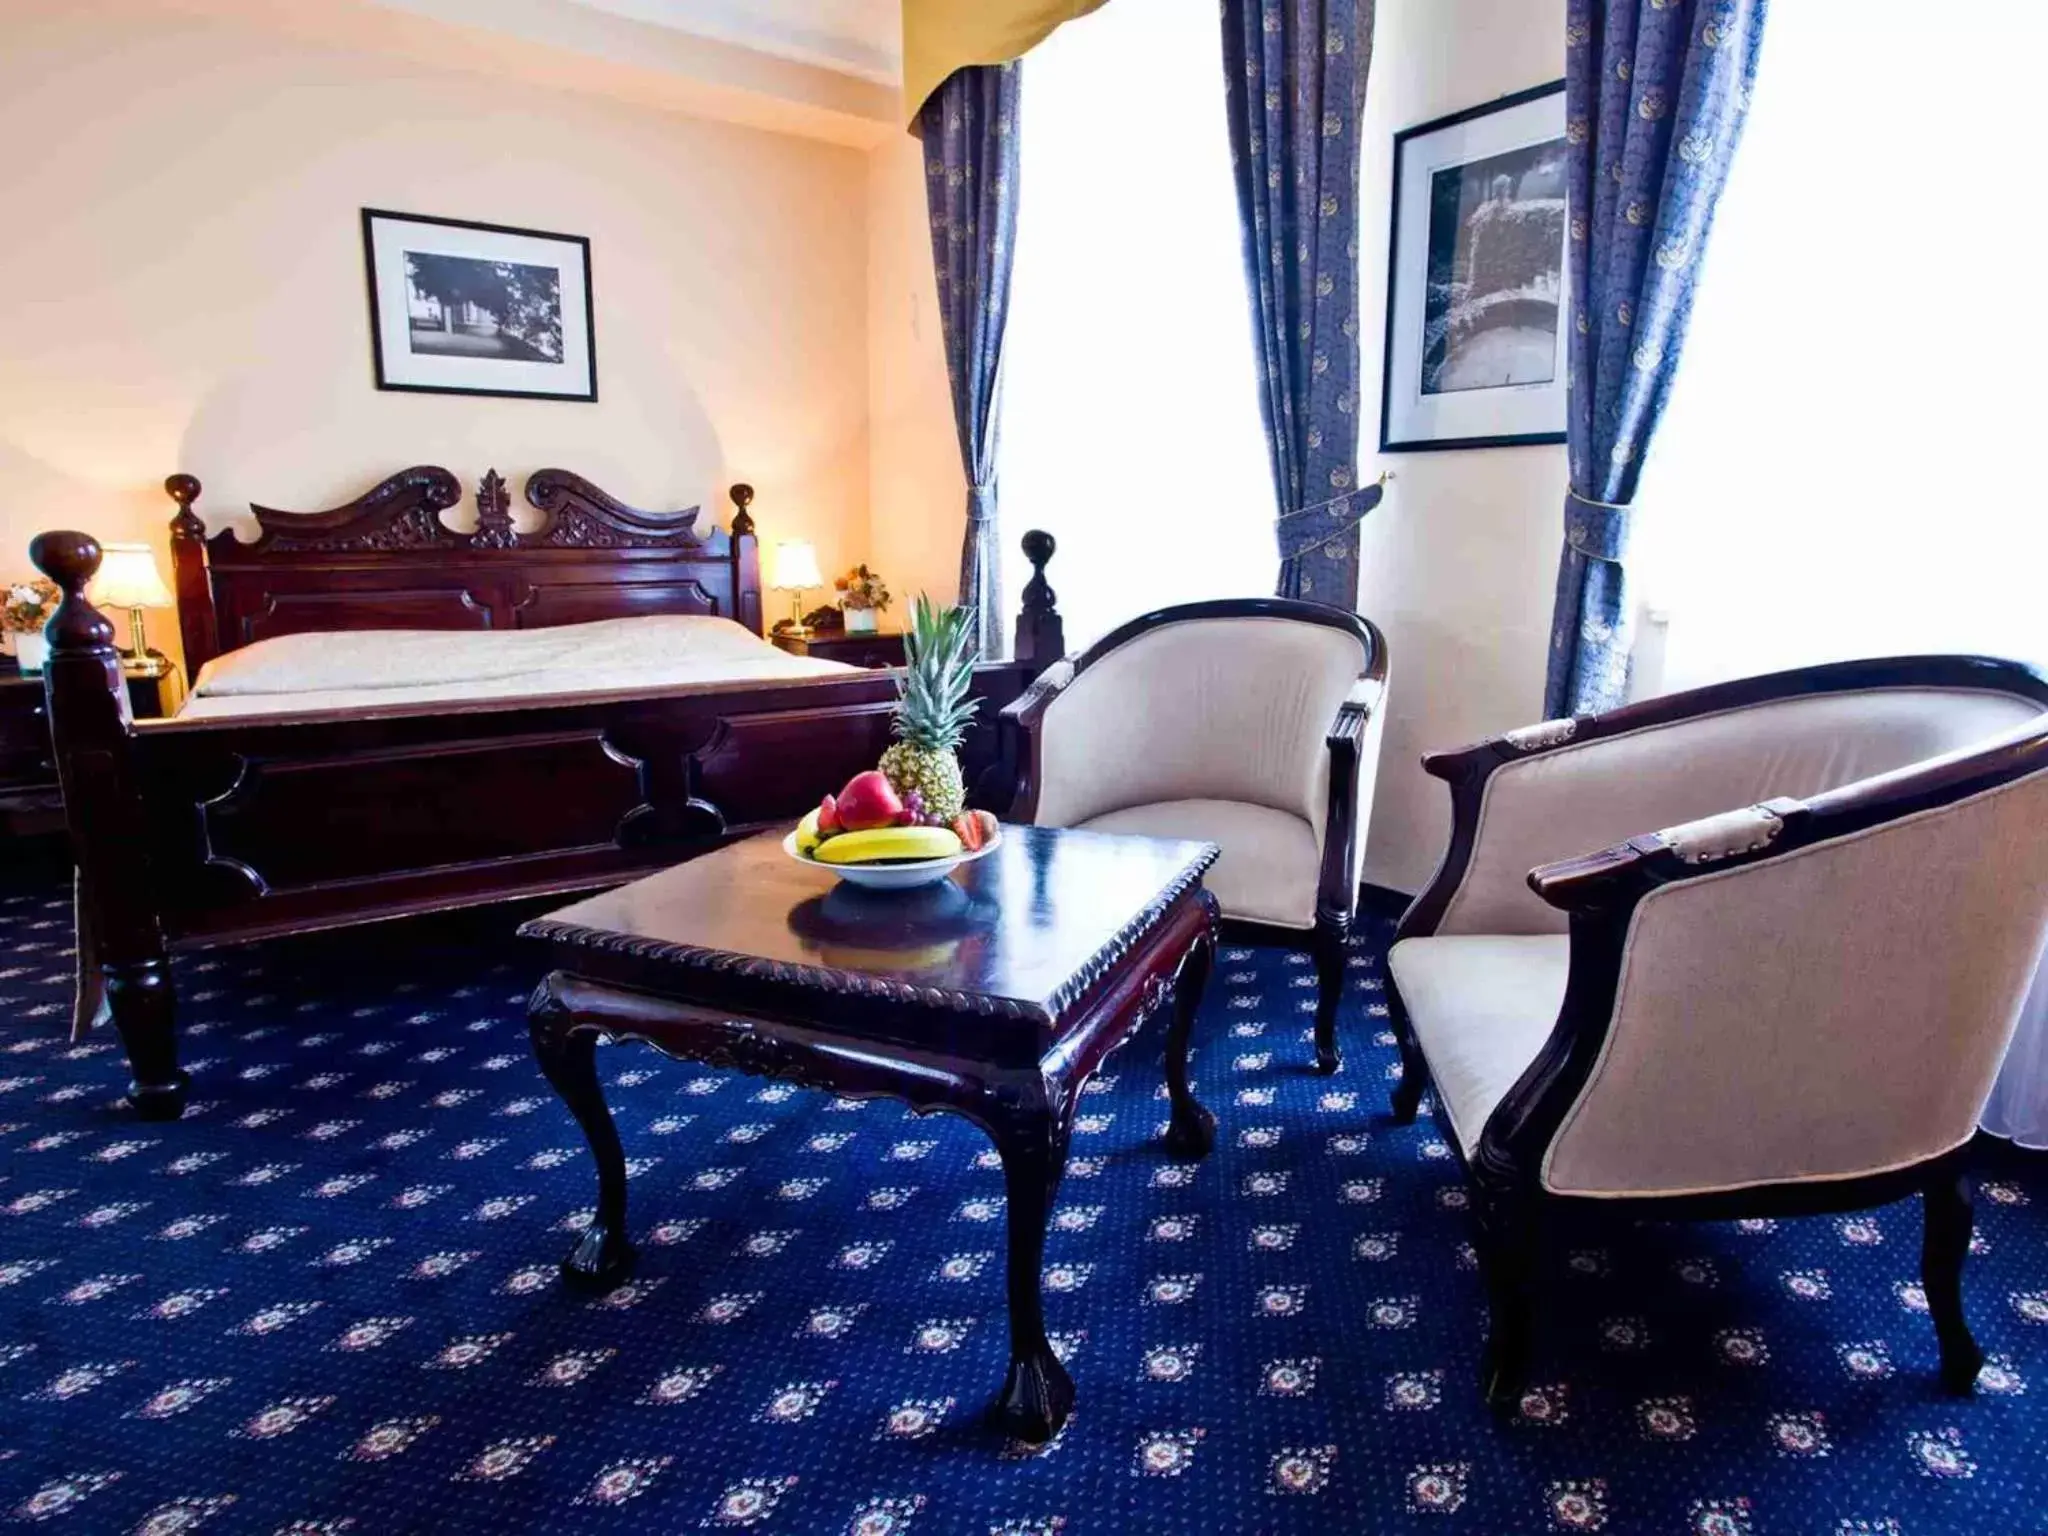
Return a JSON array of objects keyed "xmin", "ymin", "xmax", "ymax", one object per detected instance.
[
  {"xmin": 919, "ymin": 64, "xmax": 1021, "ymax": 654},
  {"xmin": 1544, "ymin": 0, "xmax": 1766, "ymax": 716},
  {"xmin": 1220, "ymin": 0, "xmax": 1375, "ymax": 605}
]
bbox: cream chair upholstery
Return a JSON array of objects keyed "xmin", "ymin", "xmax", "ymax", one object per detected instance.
[
  {"xmin": 1007, "ymin": 600, "xmax": 1389, "ymax": 1072},
  {"xmin": 1383, "ymin": 654, "xmax": 2048, "ymax": 1407}
]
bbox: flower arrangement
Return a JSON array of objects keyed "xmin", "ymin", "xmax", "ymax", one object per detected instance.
[
  {"xmin": 834, "ymin": 564, "xmax": 891, "ymax": 634},
  {"xmin": 2, "ymin": 578, "xmax": 58, "ymax": 636},
  {"xmin": 834, "ymin": 565, "xmax": 891, "ymax": 613}
]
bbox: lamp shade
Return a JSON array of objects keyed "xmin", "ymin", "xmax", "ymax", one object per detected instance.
[
  {"xmin": 87, "ymin": 543, "xmax": 175, "ymax": 610},
  {"xmin": 771, "ymin": 540, "xmax": 824, "ymax": 592}
]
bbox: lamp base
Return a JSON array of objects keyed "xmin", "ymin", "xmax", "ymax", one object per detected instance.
[{"xmin": 122, "ymin": 649, "xmax": 173, "ymax": 680}]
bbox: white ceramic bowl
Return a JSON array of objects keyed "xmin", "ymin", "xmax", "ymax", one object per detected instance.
[{"xmin": 782, "ymin": 826, "xmax": 1001, "ymax": 890}]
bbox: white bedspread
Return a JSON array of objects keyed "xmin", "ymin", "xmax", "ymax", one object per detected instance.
[{"xmin": 177, "ymin": 615, "xmax": 855, "ymax": 720}]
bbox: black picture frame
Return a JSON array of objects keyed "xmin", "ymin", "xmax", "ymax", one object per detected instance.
[
  {"xmin": 1379, "ymin": 80, "xmax": 1568, "ymax": 454},
  {"xmin": 361, "ymin": 208, "xmax": 599, "ymax": 403}
]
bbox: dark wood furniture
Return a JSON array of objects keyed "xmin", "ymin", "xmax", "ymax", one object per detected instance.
[
  {"xmin": 1003, "ymin": 596, "xmax": 1388, "ymax": 1074},
  {"xmin": 31, "ymin": 468, "xmax": 1061, "ymax": 1121},
  {"xmin": 0, "ymin": 658, "xmax": 178, "ymax": 839},
  {"xmin": 520, "ymin": 824, "xmax": 1221, "ymax": 1445},
  {"xmin": 1384, "ymin": 654, "xmax": 2048, "ymax": 1408},
  {"xmin": 770, "ymin": 624, "xmax": 906, "ymax": 669}
]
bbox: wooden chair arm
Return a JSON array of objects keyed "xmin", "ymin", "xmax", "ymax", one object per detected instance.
[
  {"xmin": 1000, "ymin": 658, "xmax": 1078, "ymax": 823},
  {"xmin": 1315, "ymin": 694, "xmax": 1371, "ymax": 922}
]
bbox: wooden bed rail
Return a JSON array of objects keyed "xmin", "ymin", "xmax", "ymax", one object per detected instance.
[{"xmin": 30, "ymin": 493, "xmax": 1063, "ymax": 1121}]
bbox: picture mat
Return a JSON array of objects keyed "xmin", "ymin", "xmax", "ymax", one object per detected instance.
[
  {"xmin": 365, "ymin": 213, "xmax": 593, "ymax": 398},
  {"xmin": 1383, "ymin": 89, "xmax": 1568, "ymax": 449}
]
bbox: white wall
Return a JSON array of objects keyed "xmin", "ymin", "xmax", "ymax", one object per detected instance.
[
  {"xmin": 0, "ymin": 0, "xmax": 873, "ymax": 666},
  {"xmin": 1355, "ymin": 0, "xmax": 1568, "ymax": 893}
]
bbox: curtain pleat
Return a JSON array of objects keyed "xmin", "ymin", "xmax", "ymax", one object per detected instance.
[
  {"xmin": 919, "ymin": 65, "xmax": 1022, "ymax": 655},
  {"xmin": 1543, "ymin": 0, "xmax": 1767, "ymax": 716},
  {"xmin": 1220, "ymin": 0, "xmax": 1377, "ymax": 605}
]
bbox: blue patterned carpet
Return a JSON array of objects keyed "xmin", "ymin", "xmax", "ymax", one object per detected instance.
[{"xmin": 3, "ymin": 871, "xmax": 2048, "ymax": 1535}]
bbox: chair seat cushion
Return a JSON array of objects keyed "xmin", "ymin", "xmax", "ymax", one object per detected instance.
[
  {"xmin": 1387, "ymin": 934, "xmax": 1571, "ymax": 1155},
  {"xmin": 1076, "ymin": 799, "xmax": 1320, "ymax": 929}
]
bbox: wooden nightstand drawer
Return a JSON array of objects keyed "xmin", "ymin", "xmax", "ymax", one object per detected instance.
[{"xmin": 770, "ymin": 629, "xmax": 907, "ymax": 669}]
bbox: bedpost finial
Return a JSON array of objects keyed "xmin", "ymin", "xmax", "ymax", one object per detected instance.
[
  {"xmin": 728, "ymin": 483, "xmax": 755, "ymax": 538},
  {"xmin": 1013, "ymin": 529, "xmax": 1063, "ymax": 669},
  {"xmin": 165, "ymin": 474, "xmax": 204, "ymax": 540},
  {"xmin": 472, "ymin": 469, "xmax": 515, "ymax": 549},
  {"xmin": 28, "ymin": 532, "xmax": 116, "ymax": 653},
  {"xmin": 1021, "ymin": 528, "xmax": 1054, "ymax": 575}
]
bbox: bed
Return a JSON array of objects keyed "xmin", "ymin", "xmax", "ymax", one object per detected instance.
[{"xmin": 32, "ymin": 466, "xmax": 1067, "ymax": 1119}]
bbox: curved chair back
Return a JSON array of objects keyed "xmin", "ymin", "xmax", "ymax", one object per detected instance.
[
  {"xmin": 1530, "ymin": 720, "xmax": 2048, "ymax": 1197},
  {"xmin": 1444, "ymin": 668, "xmax": 2047, "ymax": 937},
  {"xmin": 1030, "ymin": 600, "xmax": 1382, "ymax": 841}
]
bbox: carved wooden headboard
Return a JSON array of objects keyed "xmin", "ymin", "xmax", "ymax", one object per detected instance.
[{"xmin": 166, "ymin": 467, "xmax": 764, "ymax": 674}]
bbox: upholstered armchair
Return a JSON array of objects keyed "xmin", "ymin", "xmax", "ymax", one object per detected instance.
[
  {"xmin": 1386, "ymin": 655, "xmax": 2048, "ymax": 1406},
  {"xmin": 1004, "ymin": 599, "xmax": 1389, "ymax": 1073}
]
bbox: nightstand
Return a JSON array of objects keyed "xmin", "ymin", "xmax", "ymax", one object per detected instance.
[
  {"xmin": 771, "ymin": 627, "xmax": 907, "ymax": 669},
  {"xmin": 0, "ymin": 657, "xmax": 180, "ymax": 839}
]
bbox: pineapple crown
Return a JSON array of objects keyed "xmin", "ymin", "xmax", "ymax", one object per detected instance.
[{"xmin": 891, "ymin": 594, "xmax": 981, "ymax": 752}]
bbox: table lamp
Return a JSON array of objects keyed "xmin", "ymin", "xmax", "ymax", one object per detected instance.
[
  {"xmin": 772, "ymin": 539, "xmax": 824, "ymax": 636},
  {"xmin": 86, "ymin": 542, "xmax": 176, "ymax": 677}
]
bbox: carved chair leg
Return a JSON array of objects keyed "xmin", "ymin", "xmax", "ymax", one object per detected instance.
[
  {"xmin": 1474, "ymin": 1179, "xmax": 1540, "ymax": 1412},
  {"xmin": 1162, "ymin": 909, "xmax": 1217, "ymax": 1160},
  {"xmin": 1310, "ymin": 912, "xmax": 1347, "ymax": 1075},
  {"xmin": 1386, "ymin": 986, "xmax": 1427, "ymax": 1124},
  {"xmin": 1922, "ymin": 1170, "xmax": 1983, "ymax": 1394},
  {"xmin": 988, "ymin": 1094, "xmax": 1076, "ymax": 1444},
  {"xmin": 106, "ymin": 957, "xmax": 187, "ymax": 1121},
  {"xmin": 529, "ymin": 976, "xmax": 635, "ymax": 1291}
]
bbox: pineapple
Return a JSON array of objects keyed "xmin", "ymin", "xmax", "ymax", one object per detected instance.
[{"xmin": 879, "ymin": 595, "xmax": 982, "ymax": 823}]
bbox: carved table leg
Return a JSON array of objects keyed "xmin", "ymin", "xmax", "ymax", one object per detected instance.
[
  {"xmin": 988, "ymin": 1091, "xmax": 1076, "ymax": 1443},
  {"xmin": 1162, "ymin": 907, "xmax": 1217, "ymax": 1161},
  {"xmin": 529, "ymin": 974, "xmax": 635, "ymax": 1290},
  {"xmin": 107, "ymin": 955, "xmax": 187, "ymax": 1122}
]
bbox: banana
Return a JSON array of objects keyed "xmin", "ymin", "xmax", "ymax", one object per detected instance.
[
  {"xmin": 795, "ymin": 807, "xmax": 822, "ymax": 855},
  {"xmin": 811, "ymin": 825, "xmax": 962, "ymax": 865}
]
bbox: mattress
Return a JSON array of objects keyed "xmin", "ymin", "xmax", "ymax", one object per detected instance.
[{"xmin": 175, "ymin": 615, "xmax": 856, "ymax": 720}]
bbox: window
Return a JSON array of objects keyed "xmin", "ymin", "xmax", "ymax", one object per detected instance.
[
  {"xmin": 997, "ymin": 0, "xmax": 1277, "ymax": 651},
  {"xmin": 1630, "ymin": 6, "xmax": 2047, "ymax": 696}
]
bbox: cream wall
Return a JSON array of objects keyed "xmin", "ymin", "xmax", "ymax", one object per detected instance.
[
  {"xmin": 865, "ymin": 135, "xmax": 966, "ymax": 612},
  {"xmin": 1355, "ymin": 0, "xmax": 1569, "ymax": 893},
  {"xmin": 0, "ymin": 0, "xmax": 872, "ymax": 664}
]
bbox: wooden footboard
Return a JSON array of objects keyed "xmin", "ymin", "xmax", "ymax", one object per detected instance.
[{"xmin": 30, "ymin": 500, "xmax": 1064, "ymax": 1118}]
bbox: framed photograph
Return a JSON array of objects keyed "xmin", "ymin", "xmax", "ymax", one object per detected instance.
[
  {"xmin": 361, "ymin": 209, "xmax": 597, "ymax": 401},
  {"xmin": 1380, "ymin": 81, "xmax": 1567, "ymax": 452}
]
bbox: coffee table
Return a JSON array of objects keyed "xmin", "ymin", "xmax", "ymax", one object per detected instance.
[{"xmin": 519, "ymin": 823, "xmax": 1221, "ymax": 1443}]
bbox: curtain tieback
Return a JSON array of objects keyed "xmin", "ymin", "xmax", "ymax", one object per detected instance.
[
  {"xmin": 965, "ymin": 481, "xmax": 997, "ymax": 525},
  {"xmin": 1275, "ymin": 477, "xmax": 1389, "ymax": 558},
  {"xmin": 1564, "ymin": 490, "xmax": 1632, "ymax": 563}
]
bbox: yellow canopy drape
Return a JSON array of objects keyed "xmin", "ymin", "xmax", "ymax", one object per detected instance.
[{"xmin": 902, "ymin": 0, "xmax": 1113, "ymax": 126}]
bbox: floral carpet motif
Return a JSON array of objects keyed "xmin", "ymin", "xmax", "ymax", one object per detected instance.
[{"xmin": 1, "ymin": 873, "xmax": 2045, "ymax": 1533}]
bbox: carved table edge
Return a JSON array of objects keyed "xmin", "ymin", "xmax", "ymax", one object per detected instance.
[{"xmin": 518, "ymin": 841, "xmax": 1219, "ymax": 1030}]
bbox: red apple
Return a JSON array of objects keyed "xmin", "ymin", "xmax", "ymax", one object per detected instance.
[
  {"xmin": 834, "ymin": 770, "xmax": 904, "ymax": 832},
  {"xmin": 817, "ymin": 793, "xmax": 843, "ymax": 836}
]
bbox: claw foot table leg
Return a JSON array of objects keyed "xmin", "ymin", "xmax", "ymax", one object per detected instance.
[
  {"xmin": 530, "ymin": 974, "xmax": 636, "ymax": 1291},
  {"xmin": 990, "ymin": 1100, "xmax": 1075, "ymax": 1443}
]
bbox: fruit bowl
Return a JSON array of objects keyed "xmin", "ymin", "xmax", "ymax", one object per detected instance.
[{"xmin": 782, "ymin": 826, "xmax": 1002, "ymax": 890}]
